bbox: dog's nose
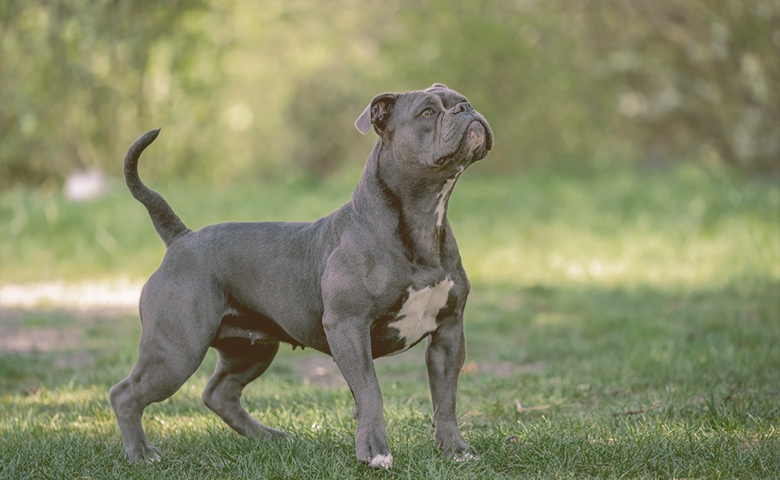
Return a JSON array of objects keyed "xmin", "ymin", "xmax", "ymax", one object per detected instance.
[{"xmin": 453, "ymin": 101, "xmax": 473, "ymax": 114}]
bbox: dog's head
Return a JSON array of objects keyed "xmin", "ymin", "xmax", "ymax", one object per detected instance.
[{"xmin": 355, "ymin": 84, "xmax": 493, "ymax": 172}]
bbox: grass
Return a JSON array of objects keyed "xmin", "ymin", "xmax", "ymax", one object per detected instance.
[{"xmin": 1, "ymin": 162, "xmax": 779, "ymax": 478}]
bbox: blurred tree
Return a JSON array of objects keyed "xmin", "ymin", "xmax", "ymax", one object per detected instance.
[
  {"xmin": 378, "ymin": 0, "xmax": 617, "ymax": 167},
  {"xmin": 285, "ymin": 72, "xmax": 365, "ymax": 177},
  {"xmin": 1, "ymin": 0, "xmax": 777, "ymax": 187},
  {"xmin": 586, "ymin": 0, "xmax": 779, "ymax": 172},
  {"xmin": 0, "ymin": 0, "xmax": 230, "ymax": 186}
]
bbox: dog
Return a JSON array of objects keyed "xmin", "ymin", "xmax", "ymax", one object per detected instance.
[{"xmin": 110, "ymin": 83, "xmax": 493, "ymax": 469}]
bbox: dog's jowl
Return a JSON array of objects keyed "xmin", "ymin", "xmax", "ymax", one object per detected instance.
[{"xmin": 110, "ymin": 84, "xmax": 493, "ymax": 469}]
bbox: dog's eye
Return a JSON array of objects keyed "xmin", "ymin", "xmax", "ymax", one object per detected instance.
[{"xmin": 419, "ymin": 108, "xmax": 434, "ymax": 118}]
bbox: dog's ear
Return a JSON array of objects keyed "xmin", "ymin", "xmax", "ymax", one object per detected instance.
[{"xmin": 355, "ymin": 93, "xmax": 397, "ymax": 134}]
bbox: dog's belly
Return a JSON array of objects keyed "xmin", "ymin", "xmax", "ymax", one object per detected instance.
[{"xmin": 372, "ymin": 278, "xmax": 454, "ymax": 357}]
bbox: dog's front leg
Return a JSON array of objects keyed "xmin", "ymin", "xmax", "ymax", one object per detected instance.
[
  {"xmin": 323, "ymin": 314, "xmax": 392, "ymax": 469},
  {"xmin": 426, "ymin": 315, "xmax": 476, "ymax": 460}
]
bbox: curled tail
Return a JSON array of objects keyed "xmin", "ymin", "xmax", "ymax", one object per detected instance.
[{"xmin": 124, "ymin": 129, "xmax": 192, "ymax": 248}]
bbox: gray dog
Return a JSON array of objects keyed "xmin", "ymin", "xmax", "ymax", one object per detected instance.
[{"xmin": 110, "ymin": 83, "xmax": 493, "ymax": 469}]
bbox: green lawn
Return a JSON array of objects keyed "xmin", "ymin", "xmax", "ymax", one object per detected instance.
[{"xmin": 1, "ymin": 164, "xmax": 778, "ymax": 478}]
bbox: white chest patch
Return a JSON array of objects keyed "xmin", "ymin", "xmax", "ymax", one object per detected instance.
[
  {"xmin": 435, "ymin": 167, "xmax": 464, "ymax": 228},
  {"xmin": 388, "ymin": 278, "xmax": 454, "ymax": 354}
]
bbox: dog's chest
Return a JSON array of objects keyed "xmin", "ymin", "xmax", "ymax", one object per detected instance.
[{"xmin": 379, "ymin": 278, "xmax": 454, "ymax": 356}]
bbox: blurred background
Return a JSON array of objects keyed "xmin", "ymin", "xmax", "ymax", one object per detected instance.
[
  {"xmin": 2, "ymin": 0, "xmax": 778, "ymax": 188},
  {"xmin": 1, "ymin": 7, "xmax": 779, "ymax": 474}
]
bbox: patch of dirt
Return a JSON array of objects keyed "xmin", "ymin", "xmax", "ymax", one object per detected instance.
[
  {"xmin": 0, "ymin": 280, "xmax": 541, "ymax": 389},
  {"xmin": 0, "ymin": 280, "xmax": 142, "ymax": 377},
  {"xmin": 0, "ymin": 279, "xmax": 142, "ymax": 312},
  {"xmin": 296, "ymin": 355, "xmax": 346, "ymax": 388},
  {"xmin": 462, "ymin": 361, "xmax": 546, "ymax": 377},
  {"xmin": 292, "ymin": 349, "xmax": 544, "ymax": 389},
  {"xmin": 0, "ymin": 328, "xmax": 84, "ymax": 353}
]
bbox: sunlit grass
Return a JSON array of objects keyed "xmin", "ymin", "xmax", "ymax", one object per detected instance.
[
  {"xmin": 1, "ymin": 163, "xmax": 777, "ymax": 288},
  {"xmin": 452, "ymin": 164, "xmax": 778, "ymax": 289},
  {"xmin": 1, "ymin": 163, "xmax": 778, "ymax": 478}
]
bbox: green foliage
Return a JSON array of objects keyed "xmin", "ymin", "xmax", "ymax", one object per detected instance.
[
  {"xmin": 1, "ymin": 0, "xmax": 232, "ymax": 185},
  {"xmin": 1, "ymin": 165, "xmax": 778, "ymax": 477},
  {"xmin": 1, "ymin": 1, "xmax": 778, "ymax": 187},
  {"xmin": 2, "ymin": 163, "xmax": 777, "ymax": 285},
  {"xmin": 586, "ymin": 1, "xmax": 780, "ymax": 172}
]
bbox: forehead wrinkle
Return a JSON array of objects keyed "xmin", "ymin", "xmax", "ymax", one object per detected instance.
[
  {"xmin": 423, "ymin": 86, "xmax": 467, "ymax": 108},
  {"xmin": 406, "ymin": 93, "xmax": 441, "ymax": 113},
  {"xmin": 440, "ymin": 91, "xmax": 467, "ymax": 108}
]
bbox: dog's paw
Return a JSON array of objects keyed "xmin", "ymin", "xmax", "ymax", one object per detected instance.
[
  {"xmin": 255, "ymin": 425, "xmax": 291, "ymax": 443},
  {"xmin": 268, "ymin": 429, "xmax": 294, "ymax": 445},
  {"xmin": 368, "ymin": 453, "xmax": 393, "ymax": 469},
  {"xmin": 126, "ymin": 443, "xmax": 161, "ymax": 463}
]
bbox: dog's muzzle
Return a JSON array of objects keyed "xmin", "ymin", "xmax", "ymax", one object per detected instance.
[{"xmin": 465, "ymin": 121, "xmax": 487, "ymax": 151}]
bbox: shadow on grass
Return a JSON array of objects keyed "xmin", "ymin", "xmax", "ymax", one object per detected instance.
[
  {"xmin": 1, "ymin": 277, "xmax": 778, "ymax": 478},
  {"xmin": 2, "ymin": 276, "xmax": 777, "ymax": 399}
]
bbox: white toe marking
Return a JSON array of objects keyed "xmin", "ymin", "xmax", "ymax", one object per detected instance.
[
  {"xmin": 453, "ymin": 451, "xmax": 480, "ymax": 462},
  {"xmin": 369, "ymin": 453, "xmax": 393, "ymax": 469}
]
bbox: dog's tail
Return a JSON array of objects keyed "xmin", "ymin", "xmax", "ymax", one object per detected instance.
[{"xmin": 123, "ymin": 129, "xmax": 192, "ymax": 248}]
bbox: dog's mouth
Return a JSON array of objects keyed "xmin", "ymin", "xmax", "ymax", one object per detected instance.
[
  {"xmin": 465, "ymin": 121, "xmax": 488, "ymax": 152},
  {"xmin": 434, "ymin": 119, "xmax": 492, "ymax": 167}
]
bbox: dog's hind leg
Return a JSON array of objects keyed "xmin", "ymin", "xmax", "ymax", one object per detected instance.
[
  {"xmin": 110, "ymin": 280, "xmax": 218, "ymax": 462},
  {"xmin": 110, "ymin": 337, "xmax": 211, "ymax": 462},
  {"xmin": 202, "ymin": 340, "xmax": 288, "ymax": 439}
]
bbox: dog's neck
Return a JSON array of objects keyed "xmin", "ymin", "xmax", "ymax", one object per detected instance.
[{"xmin": 351, "ymin": 140, "xmax": 459, "ymax": 268}]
